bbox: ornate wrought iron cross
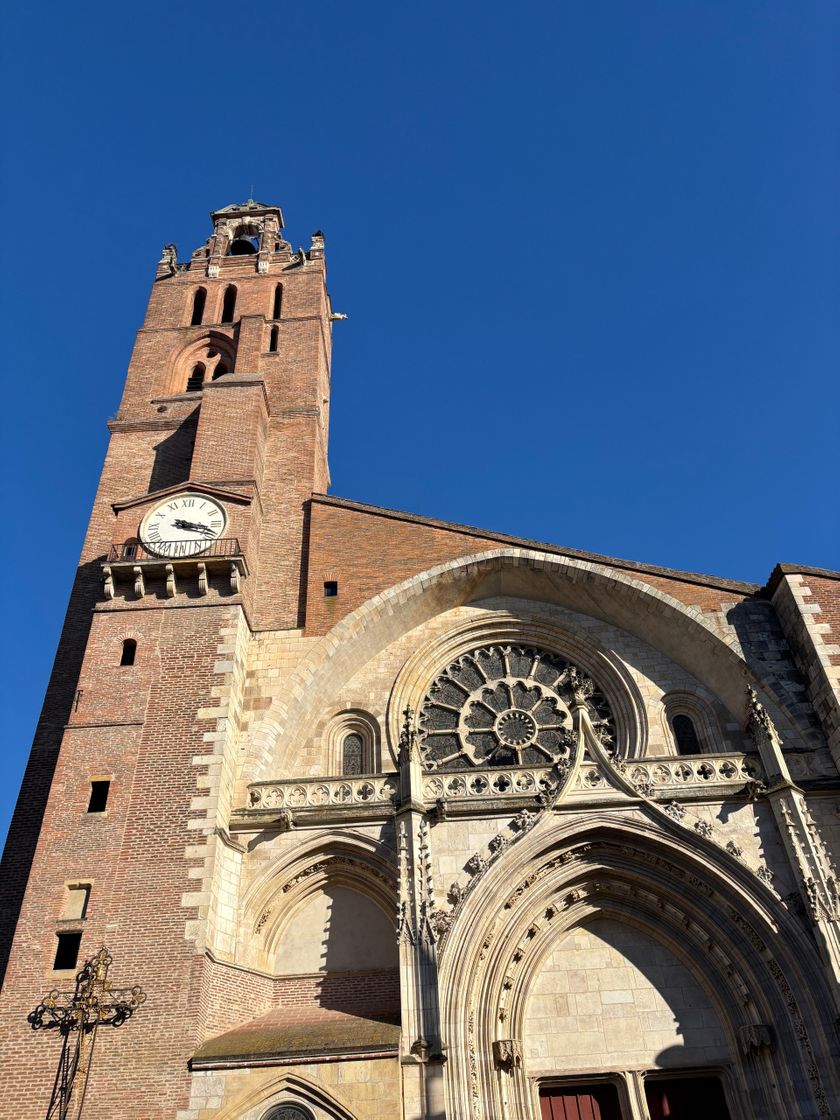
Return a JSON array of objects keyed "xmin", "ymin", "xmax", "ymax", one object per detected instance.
[{"xmin": 28, "ymin": 947, "xmax": 146, "ymax": 1120}]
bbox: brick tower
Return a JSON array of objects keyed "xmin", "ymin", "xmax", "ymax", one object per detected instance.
[{"xmin": 0, "ymin": 201, "xmax": 338, "ymax": 1116}]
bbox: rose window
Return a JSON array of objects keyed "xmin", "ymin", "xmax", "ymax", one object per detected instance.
[{"xmin": 418, "ymin": 644, "xmax": 614, "ymax": 770}]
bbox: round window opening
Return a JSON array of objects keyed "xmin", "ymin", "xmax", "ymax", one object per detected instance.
[
  {"xmin": 418, "ymin": 644, "xmax": 614, "ymax": 770},
  {"xmin": 263, "ymin": 1106, "xmax": 314, "ymax": 1120}
]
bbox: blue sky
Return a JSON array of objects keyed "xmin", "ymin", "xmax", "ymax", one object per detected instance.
[{"xmin": 1, "ymin": 1, "xmax": 838, "ymax": 846}]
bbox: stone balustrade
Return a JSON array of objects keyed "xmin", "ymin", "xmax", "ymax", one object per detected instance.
[
  {"xmin": 245, "ymin": 774, "xmax": 399, "ymax": 812},
  {"xmin": 234, "ymin": 752, "xmax": 766, "ymax": 830},
  {"xmin": 605, "ymin": 752, "xmax": 765, "ymax": 798},
  {"xmin": 422, "ymin": 767, "xmax": 555, "ymax": 805}
]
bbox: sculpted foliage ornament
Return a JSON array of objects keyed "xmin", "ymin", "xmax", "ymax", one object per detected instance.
[
  {"xmin": 418, "ymin": 644, "xmax": 614, "ymax": 770},
  {"xmin": 745, "ymin": 684, "xmax": 778, "ymax": 748}
]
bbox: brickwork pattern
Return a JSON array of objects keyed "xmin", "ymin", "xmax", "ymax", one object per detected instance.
[{"xmin": 772, "ymin": 573, "xmax": 840, "ymax": 767}]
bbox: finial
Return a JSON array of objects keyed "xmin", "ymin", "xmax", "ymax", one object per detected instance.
[
  {"xmin": 745, "ymin": 683, "xmax": 774, "ymax": 741},
  {"xmin": 399, "ymin": 706, "xmax": 421, "ymax": 766}
]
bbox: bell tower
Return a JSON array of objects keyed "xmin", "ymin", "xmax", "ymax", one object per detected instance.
[
  {"xmin": 110, "ymin": 198, "xmax": 336, "ymax": 629},
  {"xmin": 0, "ymin": 201, "xmax": 340, "ymax": 1116}
]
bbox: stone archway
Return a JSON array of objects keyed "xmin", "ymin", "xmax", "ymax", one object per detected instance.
[
  {"xmin": 437, "ymin": 814, "xmax": 838, "ymax": 1120},
  {"xmin": 242, "ymin": 549, "xmax": 806, "ymax": 788}
]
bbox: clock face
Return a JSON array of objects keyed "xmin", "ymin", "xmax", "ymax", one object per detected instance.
[{"xmin": 139, "ymin": 494, "xmax": 227, "ymax": 558}]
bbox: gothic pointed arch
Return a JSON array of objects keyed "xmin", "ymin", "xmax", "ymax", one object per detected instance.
[
  {"xmin": 167, "ymin": 331, "xmax": 236, "ymax": 396},
  {"xmin": 240, "ymin": 831, "xmax": 397, "ymax": 974},
  {"xmin": 209, "ymin": 1071, "xmax": 356, "ymax": 1120},
  {"xmin": 244, "ymin": 549, "xmax": 808, "ymax": 786},
  {"xmin": 436, "ymin": 813, "xmax": 838, "ymax": 1120}
]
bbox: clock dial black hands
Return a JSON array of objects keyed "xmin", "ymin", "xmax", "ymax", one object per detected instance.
[
  {"xmin": 140, "ymin": 494, "xmax": 227, "ymax": 558},
  {"xmin": 172, "ymin": 518, "xmax": 216, "ymax": 537}
]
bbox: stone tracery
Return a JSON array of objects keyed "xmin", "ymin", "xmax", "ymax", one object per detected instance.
[{"xmin": 418, "ymin": 644, "xmax": 614, "ymax": 770}]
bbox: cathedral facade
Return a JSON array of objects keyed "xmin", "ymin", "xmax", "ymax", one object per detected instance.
[{"xmin": 0, "ymin": 200, "xmax": 838, "ymax": 1120}]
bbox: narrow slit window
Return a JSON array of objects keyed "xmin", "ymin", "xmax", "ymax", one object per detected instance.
[
  {"xmin": 62, "ymin": 884, "xmax": 91, "ymax": 921},
  {"xmin": 186, "ymin": 362, "xmax": 206, "ymax": 392},
  {"xmin": 323, "ymin": 580, "xmax": 338, "ymax": 598},
  {"xmin": 342, "ymin": 733, "xmax": 364, "ymax": 775},
  {"xmin": 269, "ymin": 325, "xmax": 279, "ymax": 352},
  {"xmin": 120, "ymin": 638, "xmax": 137, "ymax": 666},
  {"xmin": 53, "ymin": 931, "xmax": 82, "ymax": 971},
  {"xmin": 221, "ymin": 286, "xmax": 237, "ymax": 323},
  {"xmin": 272, "ymin": 283, "xmax": 283, "ymax": 319},
  {"xmin": 87, "ymin": 780, "xmax": 110, "ymax": 813},
  {"xmin": 672, "ymin": 714, "xmax": 701, "ymax": 755},
  {"xmin": 190, "ymin": 287, "xmax": 206, "ymax": 326}
]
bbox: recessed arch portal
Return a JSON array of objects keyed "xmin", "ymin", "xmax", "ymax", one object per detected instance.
[
  {"xmin": 209, "ymin": 1072, "xmax": 356, "ymax": 1120},
  {"xmin": 244, "ymin": 549, "xmax": 806, "ymax": 787},
  {"xmin": 241, "ymin": 833, "xmax": 397, "ymax": 976},
  {"xmin": 438, "ymin": 815, "xmax": 838, "ymax": 1120}
]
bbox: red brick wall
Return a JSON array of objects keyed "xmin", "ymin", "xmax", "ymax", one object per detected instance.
[
  {"xmin": 0, "ymin": 221, "xmax": 339, "ymax": 1113},
  {"xmin": 302, "ymin": 498, "xmax": 754, "ymax": 636},
  {"xmin": 807, "ymin": 576, "xmax": 840, "ymax": 668},
  {"xmin": 0, "ymin": 603, "xmax": 241, "ymax": 1119},
  {"xmin": 201, "ymin": 962, "xmax": 400, "ymax": 1038}
]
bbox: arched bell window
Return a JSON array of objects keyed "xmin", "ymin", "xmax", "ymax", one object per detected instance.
[
  {"xmin": 221, "ymin": 285, "xmax": 237, "ymax": 324},
  {"xmin": 190, "ymin": 287, "xmax": 206, "ymax": 326},
  {"xmin": 186, "ymin": 362, "xmax": 206, "ymax": 392}
]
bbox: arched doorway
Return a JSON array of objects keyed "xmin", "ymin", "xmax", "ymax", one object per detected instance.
[{"xmin": 438, "ymin": 820, "xmax": 838, "ymax": 1120}]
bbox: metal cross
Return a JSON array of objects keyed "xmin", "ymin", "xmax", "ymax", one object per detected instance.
[{"xmin": 28, "ymin": 947, "xmax": 146, "ymax": 1120}]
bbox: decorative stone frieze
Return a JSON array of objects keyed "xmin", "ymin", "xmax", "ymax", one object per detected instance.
[{"xmin": 236, "ymin": 774, "xmax": 398, "ymax": 827}]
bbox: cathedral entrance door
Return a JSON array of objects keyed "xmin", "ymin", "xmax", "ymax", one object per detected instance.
[{"xmin": 539, "ymin": 1083, "xmax": 623, "ymax": 1120}]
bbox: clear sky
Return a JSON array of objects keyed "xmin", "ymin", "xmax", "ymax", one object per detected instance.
[{"xmin": 1, "ymin": 1, "xmax": 838, "ymax": 847}]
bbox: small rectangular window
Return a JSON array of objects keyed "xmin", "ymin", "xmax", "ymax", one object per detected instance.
[
  {"xmin": 87, "ymin": 780, "xmax": 110, "ymax": 813},
  {"xmin": 324, "ymin": 581, "xmax": 338, "ymax": 598},
  {"xmin": 53, "ymin": 931, "xmax": 82, "ymax": 971},
  {"xmin": 62, "ymin": 884, "xmax": 91, "ymax": 921}
]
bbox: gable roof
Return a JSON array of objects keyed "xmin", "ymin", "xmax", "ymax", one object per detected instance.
[{"xmin": 310, "ymin": 493, "xmax": 765, "ymax": 594}]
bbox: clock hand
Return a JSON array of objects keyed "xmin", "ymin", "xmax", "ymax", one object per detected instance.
[{"xmin": 172, "ymin": 518, "xmax": 215, "ymax": 535}]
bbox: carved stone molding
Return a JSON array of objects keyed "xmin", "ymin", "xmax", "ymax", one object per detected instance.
[
  {"xmin": 492, "ymin": 1038, "xmax": 523, "ymax": 1072},
  {"xmin": 738, "ymin": 1023, "xmax": 775, "ymax": 1056}
]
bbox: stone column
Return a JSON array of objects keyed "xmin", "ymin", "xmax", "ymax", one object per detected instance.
[
  {"xmin": 397, "ymin": 708, "xmax": 447, "ymax": 1120},
  {"xmin": 746, "ymin": 686, "xmax": 840, "ymax": 1002}
]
